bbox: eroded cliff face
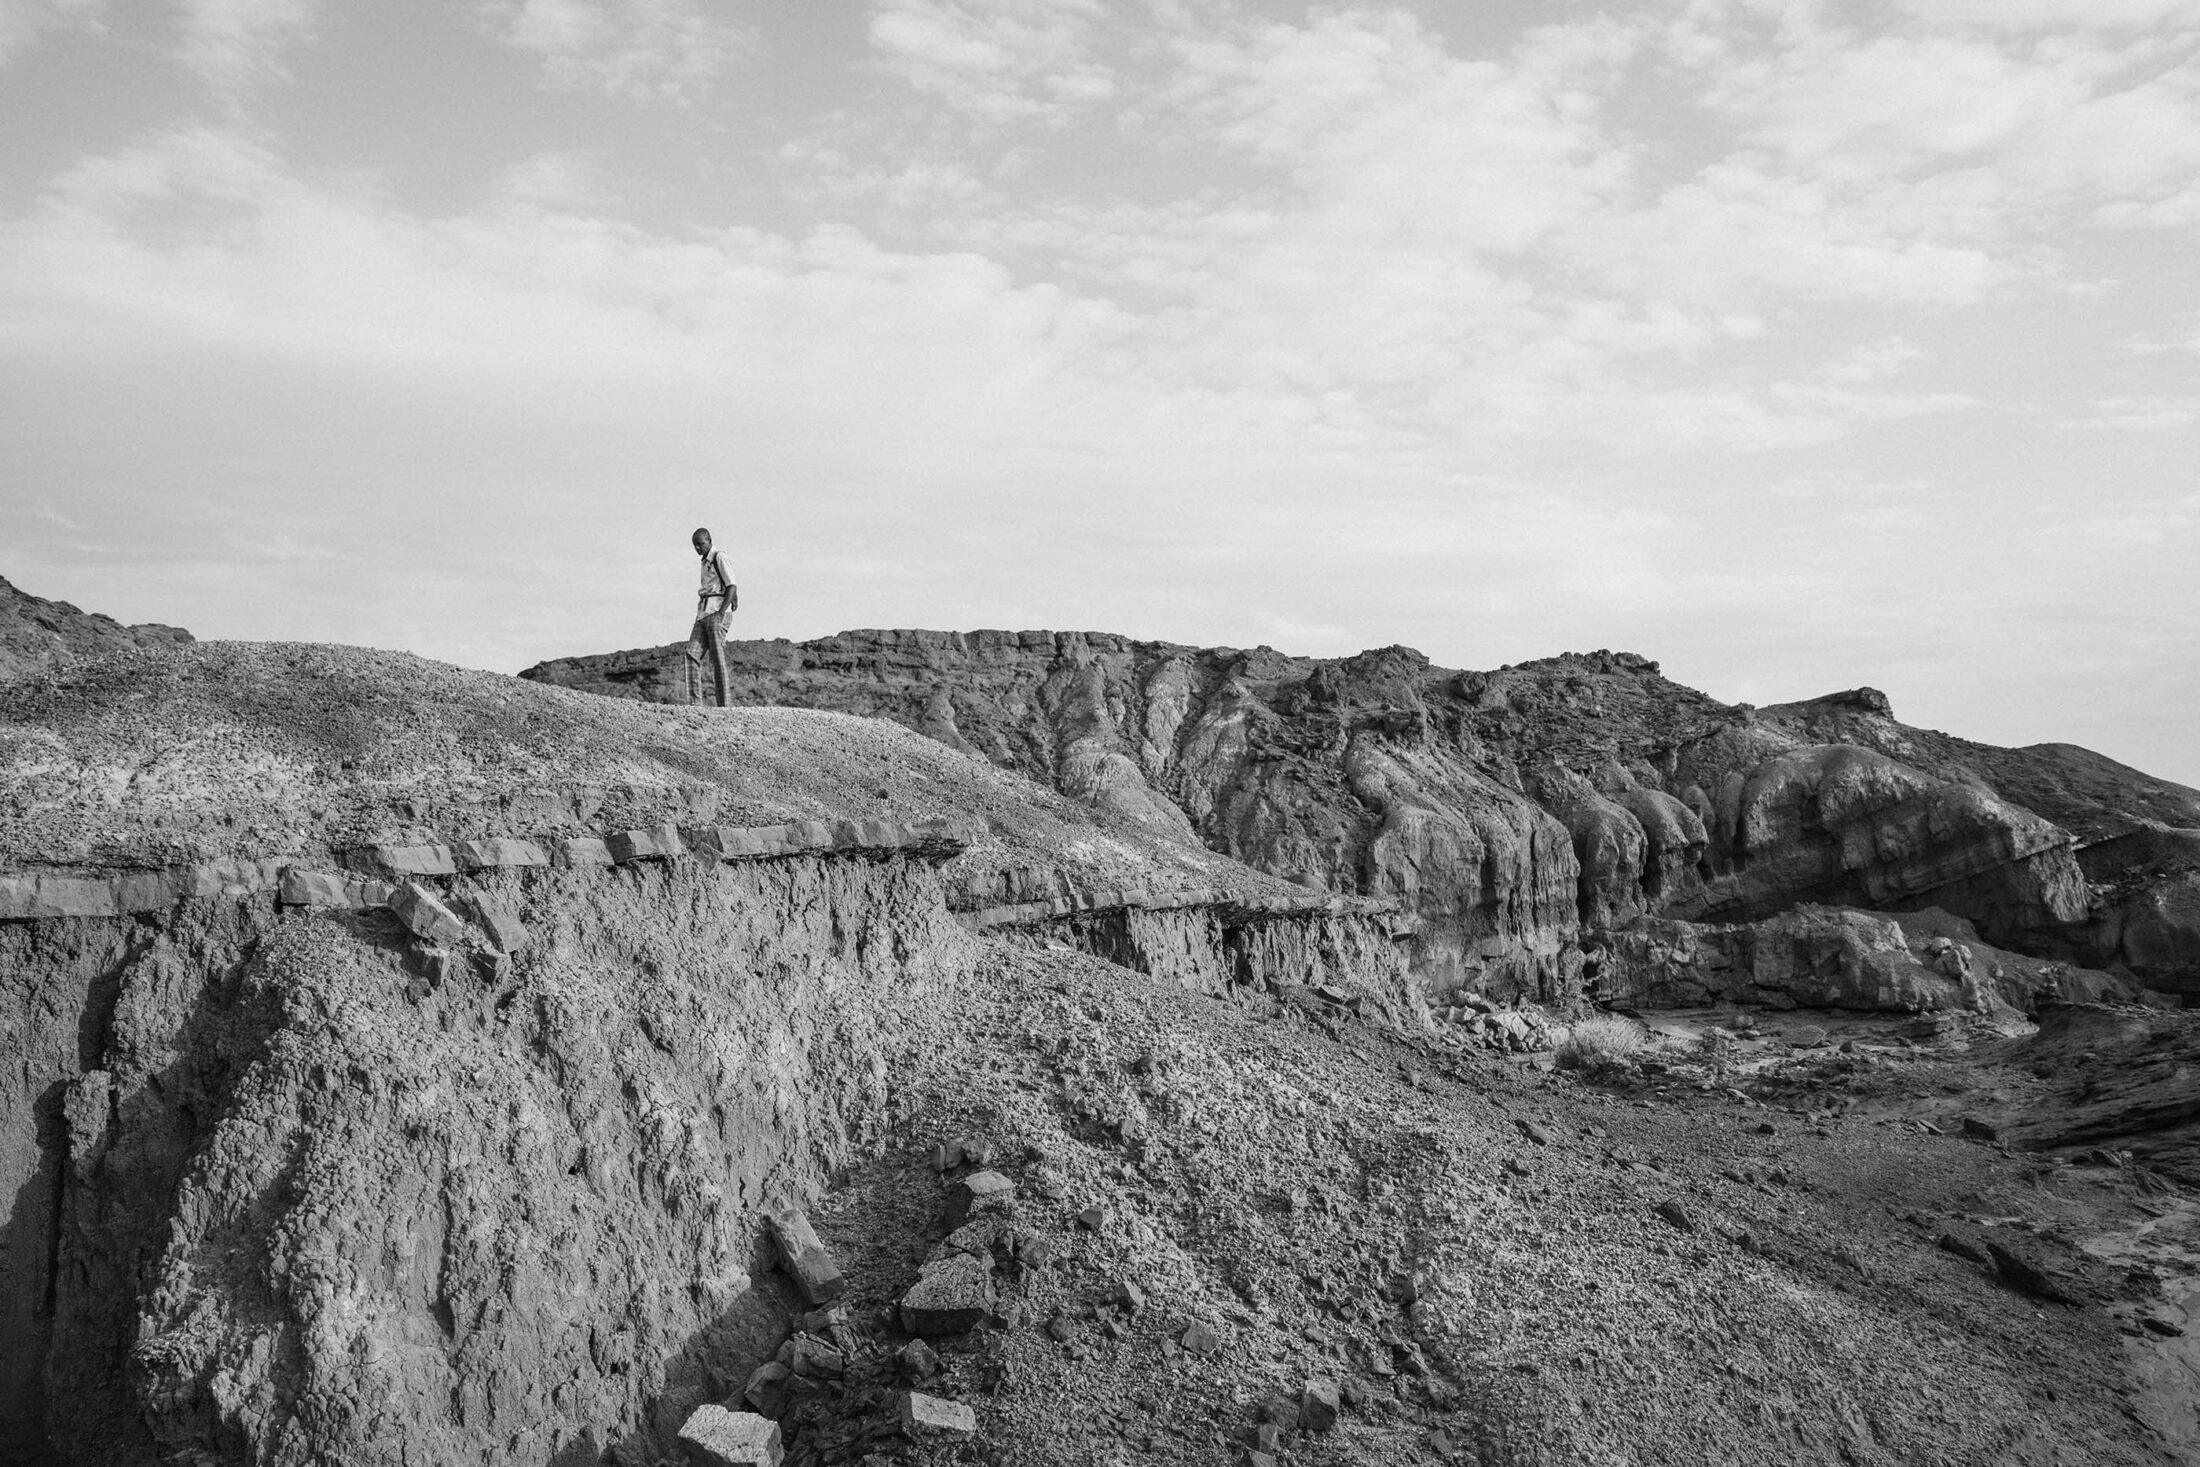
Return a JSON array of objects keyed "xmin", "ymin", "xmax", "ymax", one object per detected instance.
[
  {"xmin": 522, "ymin": 632, "xmax": 2166, "ymax": 999},
  {"xmin": 128, "ymin": 856, "xmax": 966, "ymax": 1467},
  {"xmin": 0, "ymin": 643, "xmax": 1418, "ymax": 1467},
  {"xmin": 0, "ymin": 852, "xmax": 967, "ymax": 1465}
]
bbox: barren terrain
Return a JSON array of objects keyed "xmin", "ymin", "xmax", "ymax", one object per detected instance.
[{"xmin": 0, "ymin": 584, "xmax": 2194, "ymax": 1466}]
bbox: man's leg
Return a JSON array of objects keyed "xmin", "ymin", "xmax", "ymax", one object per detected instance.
[
  {"xmin": 705, "ymin": 616, "xmax": 731, "ymax": 708},
  {"xmin": 684, "ymin": 622, "xmax": 706, "ymax": 705}
]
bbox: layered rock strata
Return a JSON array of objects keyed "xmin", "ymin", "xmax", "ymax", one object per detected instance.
[
  {"xmin": 1593, "ymin": 905, "xmax": 2136, "ymax": 1014},
  {"xmin": 524, "ymin": 632, "xmax": 2184, "ymax": 1000}
]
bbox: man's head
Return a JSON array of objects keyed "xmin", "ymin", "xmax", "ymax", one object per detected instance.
[{"xmin": 692, "ymin": 528, "xmax": 712, "ymax": 555}]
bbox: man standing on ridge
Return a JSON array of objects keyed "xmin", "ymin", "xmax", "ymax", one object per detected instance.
[{"xmin": 686, "ymin": 527, "xmax": 737, "ymax": 707}]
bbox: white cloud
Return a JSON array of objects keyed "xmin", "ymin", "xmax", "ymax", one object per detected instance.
[
  {"xmin": 0, "ymin": 0, "xmax": 103, "ymax": 67},
  {"xmin": 1822, "ymin": 337, "xmax": 1926, "ymax": 382},
  {"xmin": 867, "ymin": 0, "xmax": 1114, "ymax": 124},
  {"xmin": 177, "ymin": 0, "xmax": 315, "ymax": 95},
  {"xmin": 494, "ymin": 149, "xmax": 609, "ymax": 210},
  {"xmin": 2057, "ymin": 396, "xmax": 2200, "ymax": 430},
  {"xmin": 475, "ymin": 0, "xmax": 750, "ymax": 103},
  {"xmin": 1899, "ymin": 0, "xmax": 2200, "ymax": 31}
]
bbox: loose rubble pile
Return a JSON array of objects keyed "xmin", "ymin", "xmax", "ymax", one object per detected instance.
[
  {"xmin": 640, "ymin": 946, "xmax": 2190, "ymax": 1467},
  {"xmin": 1428, "ymin": 991, "xmax": 1559, "ymax": 1054}
]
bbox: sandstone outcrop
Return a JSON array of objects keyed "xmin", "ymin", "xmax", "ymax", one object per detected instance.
[
  {"xmin": 524, "ymin": 631, "xmax": 2194, "ymax": 1002},
  {"xmin": 1762, "ymin": 689, "xmax": 2200, "ymax": 995},
  {"xmin": 1592, "ymin": 904, "xmax": 2136, "ymax": 1013}
]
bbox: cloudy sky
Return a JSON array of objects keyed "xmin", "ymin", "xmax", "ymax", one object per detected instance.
[{"xmin": 3, "ymin": 0, "xmax": 2197, "ymax": 782}]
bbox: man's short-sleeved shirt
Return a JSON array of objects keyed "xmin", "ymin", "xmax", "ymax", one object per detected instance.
[{"xmin": 698, "ymin": 549, "xmax": 734, "ymax": 616}]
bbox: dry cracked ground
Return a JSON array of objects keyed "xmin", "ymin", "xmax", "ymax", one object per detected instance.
[{"xmin": 734, "ymin": 944, "xmax": 2198, "ymax": 1467}]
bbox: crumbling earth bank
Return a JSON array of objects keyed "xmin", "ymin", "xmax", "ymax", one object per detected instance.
[{"xmin": 10, "ymin": 854, "xmax": 976, "ymax": 1467}]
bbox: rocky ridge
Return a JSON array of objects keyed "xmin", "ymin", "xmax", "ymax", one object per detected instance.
[
  {"xmin": 522, "ymin": 630, "xmax": 2200, "ymax": 1003},
  {"xmin": 0, "ymin": 572, "xmax": 192, "ymax": 682}
]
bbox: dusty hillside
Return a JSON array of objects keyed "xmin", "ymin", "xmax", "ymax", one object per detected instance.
[
  {"xmin": 0, "ymin": 609, "xmax": 2189, "ymax": 1467},
  {"xmin": 0, "ymin": 639, "xmax": 1421, "ymax": 1466},
  {"xmin": 521, "ymin": 630, "xmax": 2200, "ymax": 1000},
  {"xmin": 0, "ymin": 572, "xmax": 192, "ymax": 683}
]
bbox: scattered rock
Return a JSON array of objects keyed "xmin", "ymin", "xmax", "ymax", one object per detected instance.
[
  {"xmin": 787, "ymin": 1333, "xmax": 845, "ymax": 1378},
  {"xmin": 1181, "ymin": 1321, "xmax": 1222, "ymax": 1356},
  {"xmin": 388, "ymin": 881, "xmax": 469, "ymax": 946},
  {"xmin": 947, "ymin": 1169, "xmax": 1017, "ymax": 1224},
  {"xmin": 742, "ymin": 1362, "xmax": 792, "ymax": 1417},
  {"xmin": 1960, "ymin": 1117, "xmax": 2001, "ymax": 1142},
  {"xmin": 1515, "ymin": 1118, "xmax": 1558, "ymax": 1146},
  {"xmin": 1987, "ymin": 1241, "xmax": 2073, "ymax": 1303},
  {"xmin": 677, "ymin": 1404, "xmax": 783, "ymax": 1467},
  {"xmin": 898, "ymin": 1391, "xmax": 978, "ymax": 1440},
  {"xmin": 1076, "ymin": 1205, "xmax": 1109, "ymax": 1230},
  {"xmin": 2140, "ymin": 1313, "xmax": 2185, "ymax": 1338},
  {"xmin": 1789, "ymin": 1025, "xmax": 1829, "ymax": 1048},
  {"xmin": 1300, "ymin": 1377, "xmax": 1341, "ymax": 1432},
  {"xmin": 1938, "ymin": 1232, "xmax": 1992, "ymax": 1268},
  {"xmin": 895, "ymin": 1339, "xmax": 943, "ymax": 1382},
  {"xmin": 765, "ymin": 1211, "xmax": 846, "ymax": 1306},
  {"xmin": 1655, "ymin": 1199, "xmax": 1698, "ymax": 1233},
  {"xmin": 900, "ymin": 1252, "xmax": 996, "ymax": 1335},
  {"xmin": 467, "ymin": 897, "xmax": 529, "ymax": 955}
]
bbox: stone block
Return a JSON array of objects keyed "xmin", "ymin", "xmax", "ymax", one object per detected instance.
[
  {"xmin": 945, "ymin": 1170, "xmax": 1016, "ymax": 1225},
  {"xmin": 0, "ymin": 875, "xmax": 121, "ymax": 920},
  {"xmin": 1301, "ymin": 1377, "xmax": 1340, "ymax": 1432},
  {"xmin": 743, "ymin": 1362, "xmax": 792, "ymax": 1417},
  {"xmin": 366, "ymin": 844, "xmax": 460, "ymax": 877},
  {"xmin": 683, "ymin": 826, "xmax": 736, "ymax": 860},
  {"xmin": 181, "ymin": 859, "xmax": 285, "ymax": 898},
  {"xmin": 113, "ymin": 870, "xmax": 188, "ymax": 912},
  {"xmin": 676, "ymin": 1404, "xmax": 782, "ymax": 1467},
  {"xmin": 389, "ymin": 882, "xmax": 470, "ymax": 946},
  {"xmin": 555, "ymin": 837, "xmax": 615, "ymax": 867},
  {"xmin": 765, "ymin": 1211, "xmax": 846, "ymax": 1305},
  {"xmin": 279, "ymin": 868, "xmax": 381, "ymax": 908},
  {"xmin": 898, "ymin": 1252, "xmax": 994, "ymax": 1335},
  {"xmin": 468, "ymin": 899, "xmax": 530, "ymax": 955},
  {"xmin": 787, "ymin": 1334, "xmax": 844, "ymax": 1379},
  {"xmin": 897, "ymin": 1392, "xmax": 977, "ymax": 1440},
  {"xmin": 453, "ymin": 838, "xmax": 548, "ymax": 869},
  {"xmin": 608, "ymin": 824, "xmax": 685, "ymax": 862}
]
